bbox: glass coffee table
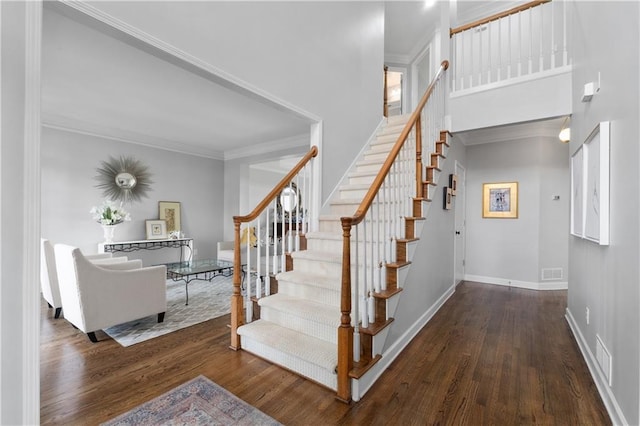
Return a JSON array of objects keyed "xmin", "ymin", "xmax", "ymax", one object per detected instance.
[{"xmin": 163, "ymin": 258, "xmax": 243, "ymax": 305}]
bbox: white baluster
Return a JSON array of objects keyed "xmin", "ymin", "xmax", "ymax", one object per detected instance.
[
  {"xmin": 265, "ymin": 209, "xmax": 270, "ymax": 296},
  {"xmin": 295, "ymin": 174, "xmax": 300, "ymax": 252},
  {"xmin": 550, "ymin": 1, "xmax": 555, "ymax": 69},
  {"xmin": 508, "ymin": 14, "xmax": 512, "ymax": 78},
  {"xmin": 353, "ymin": 224, "xmax": 360, "ymax": 363},
  {"xmin": 246, "ymin": 225, "xmax": 252, "ymax": 322},
  {"xmin": 518, "ymin": 11, "xmax": 522, "ymax": 77},
  {"xmin": 539, "ymin": 4, "xmax": 544, "ymax": 72},
  {"xmin": 272, "ymin": 199, "xmax": 278, "ymax": 274},
  {"xmin": 497, "ymin": 18, "xmax": 502, "ymax": 82},
  {"xmin": 562, "ymin": 0, "xmax": 567, "ymax": 66},
  {"xmin": 528, "ymin": 7, "xmax": 533, "ymax": 74},
  {"xmin": 256, "ymin": 219, "xmax": 261, "ymax": 299}
]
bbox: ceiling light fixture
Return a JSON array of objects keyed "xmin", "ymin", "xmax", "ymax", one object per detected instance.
[
  {"xmin": 559, "ymin": 117, "xmax": 571, "ymax": 143},
  {"xmin": 424, "ymin": 0, "xmax": 436, "ymax": 9}
]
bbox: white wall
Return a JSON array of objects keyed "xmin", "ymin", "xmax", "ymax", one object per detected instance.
[
  {"xmin": 86, "ymin": 1, "xmax": 385, "ymax": 203},
  {"xmin": 464, "ymin": 137, "xmax": 569, "ymax": 289},
  {"xmin": 567, "ymin": 2, "xmax": 640, "ymax": 424},
  {"xmin": 41, "ymin": 127, "xmax": 225, "ymax": 263}
]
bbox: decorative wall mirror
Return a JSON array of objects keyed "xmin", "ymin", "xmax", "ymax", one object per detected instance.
[
  {"xmin": 95, "ymin": 156, "xmax": 153, "ymax": 203},
  {"xmin": 278, "ymin": 183, "xmax": 300, "ymax": 217}
]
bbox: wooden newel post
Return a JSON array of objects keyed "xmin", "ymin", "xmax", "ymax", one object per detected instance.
[
  {"xmin": 230, "ymin": 219, "xmax": 244, "ymax": 350},
  {"xmin": 336, "ymin": 218, "xmax": 354, "ymax": 403}
]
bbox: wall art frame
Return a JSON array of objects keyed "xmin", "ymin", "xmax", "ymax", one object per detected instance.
[
  {"xmin": 159, "ymin": 201, "xmax": 181, "ymax": 233},
  {"xmin": 443, "ymin": 186, "xmax": 452, "ymax": 210},
  {"xmin": 449, "ymin": 173, "xmax": 458, "ymax": 196},
  {"xmin": 146, "ymin": 219, "xmax": 167, "ymax": 240},
  {"xmin": 571, "ymin": 121, "xmax": 610, "ymax": 245},
  {"xmin": 482, "ymin": 182, "xmax": 518, "ymax": 218}
]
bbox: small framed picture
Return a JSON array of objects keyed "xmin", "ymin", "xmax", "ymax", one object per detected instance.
[
  {"xmin": 159, "ymin": 201, "xmax": 181, "ymax": 233},
  {"xmin": 449, "ymin": 174, "xmax": 458, "ymax": 196},
  {"xmin": 443, "ymin": 187, "xmax": 452, "ymax": 210},
  {"xmin": 483, "ymin": 182, "xmax": 518, "ymax": 218},
  {"xmin": 146, "ymin": 219, "xmax": 168, "ymax": 240}
]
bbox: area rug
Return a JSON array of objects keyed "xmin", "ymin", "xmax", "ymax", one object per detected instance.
[
  {"xmin": 104, "ymin": 277, "xmax": 233, "ymax": 347},
  {"xmin": 101, "ymin": 375, "xmax": 281, "ymax": 426}
]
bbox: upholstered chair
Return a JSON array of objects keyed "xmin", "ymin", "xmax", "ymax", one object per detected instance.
[
  {"xmin": 54, "ymin": 244, "xmax": 167, "ymax": 342},
  {"xmin": 40, "ymin": 239, "xmax": 126, "ymax": 319}
]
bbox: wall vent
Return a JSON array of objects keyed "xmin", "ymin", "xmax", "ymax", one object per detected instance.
[
  {"xmin": 596, "ymin": 334, "xmax": 612, "ymax": 386},
  {"xmin": 541, "ymin": 267, "xmax": 563, "ymax": 281}
]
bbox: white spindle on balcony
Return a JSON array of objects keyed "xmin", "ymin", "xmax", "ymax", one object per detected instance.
[{"xmin": 451, "ymin": 0, "xmax": 569, "ymax": 94}]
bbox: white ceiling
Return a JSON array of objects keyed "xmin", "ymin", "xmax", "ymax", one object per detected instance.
[
  {"xmin": 42, "ymin": 1, "xmax": 551, "ymax": 162},
  {"xmin": 41, "ymin": 3, "xmax": 313, "ymax": 160}
]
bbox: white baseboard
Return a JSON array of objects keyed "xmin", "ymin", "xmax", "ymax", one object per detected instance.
[
  {"xmin": 464, "ymin": 274, "xmax": 568, "ymax": 291},
  {"xmin": 352, "ymin": 282, "xmax": 457, "ymax": 401},
  {"xmin": 565, "ymin": 308, "xmax": 627, "ymax": 425}
]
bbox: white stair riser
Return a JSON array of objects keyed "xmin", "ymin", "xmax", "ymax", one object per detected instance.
[
  {"xmin": 277, "ymin": 280, "xmax": 341, "ymax": 307},
  {"xmin": 293, "ymin": 257, "xmax": 342, "ymax": 278},
  {"xmin": 356, "ymin": 162, "xmax": 383, "ymax": 173},
  {"xmin": 329, "ymin": 203, "xmax": 360, "ymax": 216},
  {"xmin": 259, "ymin": 306, "xmax": 338, "ymax": 344},
  {"xmin": 239, "ymin": 337, "xmax": 337, "ymax": 390},
  {"xmin": 369, "ymin": 141, "xmax": 396, "ymax": 152},
  {"xmin": 377, "ymin": 123, "xmax": 406, "ymax": 136},
  {"xmin": 348, "ymin": 174, "xmax": 377, "ymax": 185},
  {"xmin": 319, "ymin": 219, "xmax": 342, "ymax": 233},
  {"xmin": 339, "ymin": 187, "xmax": 368, "ymax": 200},
  {"xmin": 307, "ymin": 238, "xmax": 390, "ymax": 256},
  {"xmin": 363, "ymin": 151, "xmax": 389, "ymax": 163}
]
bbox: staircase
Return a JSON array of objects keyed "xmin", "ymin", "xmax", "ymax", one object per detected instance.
[{"xmin": 236, "ymin": 114, "xmax": 451, "ymax": 392}]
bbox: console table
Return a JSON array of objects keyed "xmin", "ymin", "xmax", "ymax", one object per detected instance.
[{"xmin": 99, "ymin": 238, "xmax": 193, "ymax": 263}]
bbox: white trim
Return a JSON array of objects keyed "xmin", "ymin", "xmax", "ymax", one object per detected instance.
[
  {"xmin": 23, "ymin": 1, "xmax": 42, "ymax": 423},
  {"xmin": 352, "ymin": 282, "xmax": 457, "ymax": 401},
  {"xmin": 310, "ymin": 121, "xmax": 322, "ymax": 233},
  {"xmin": 464, "ymin": 274, "xmax": 568, "ymax": 291},
  {"xmin": 450, "ymin": 65, "xmax": 572, "ymax": 98},
  {"xmin": 565, "ymin": 308, "xmax": 627, "ymax": 426},
  {"xmin": 224, "ymin": 133, "xmax": 309, "ymax": 161},
  {"xmin": 41, "ymin": 120, "xmax": 226, "ymax": 160},
  {"xmin": 385, "ymin": 65, "xmax": 408, "ymax": 117}
]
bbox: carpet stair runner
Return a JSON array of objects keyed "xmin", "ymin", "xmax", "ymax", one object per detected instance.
[{"xmin": 237, "ymin": 114, "xmax": 450, "ymax": 392}]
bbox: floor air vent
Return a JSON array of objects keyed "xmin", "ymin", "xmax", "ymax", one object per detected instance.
[{"xmin": 596, "ymin": 334, "xmax": 612, "ymax": 386}]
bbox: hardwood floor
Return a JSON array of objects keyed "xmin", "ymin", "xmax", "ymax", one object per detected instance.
[{"xmin": 41, "ymin": 281, "xmax": 611, "ymax": 425}]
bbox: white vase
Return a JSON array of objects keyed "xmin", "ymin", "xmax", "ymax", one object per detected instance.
[{"xmin": 102, "ymin": 225, "xmax": 117, "ymax": 243}]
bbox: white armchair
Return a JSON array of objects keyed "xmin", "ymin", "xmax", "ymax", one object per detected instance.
[
  {"xmin": 54, "ymin": 244, "xmax": 167, "ymax": 342},
  {"xmin": 40, "ymin": 239, "xmax": 128, "ymax": 319}
]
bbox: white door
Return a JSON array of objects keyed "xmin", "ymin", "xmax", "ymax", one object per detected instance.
[{"xmin": 454, "ymin": 161, "xmax": 466, "ymax": 285}]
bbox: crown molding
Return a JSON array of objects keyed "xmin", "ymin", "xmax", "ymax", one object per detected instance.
[
  {"xmin": 41, "ymin": 114, "xmax": 226, "ymax": 160},
  {"xmin": 224, "ymin": 133, "xmax": 309, "ymax": 161}
]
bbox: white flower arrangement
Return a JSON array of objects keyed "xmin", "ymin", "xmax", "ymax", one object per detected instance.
[{"xmin": 90, "ymin": 200, "xmax": 131, "ymax": 226}]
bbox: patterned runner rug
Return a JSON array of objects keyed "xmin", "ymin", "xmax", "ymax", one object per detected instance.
[
  {"xmin": 104, "ymin": 277, "xmax": 233, "ymax": 347},
  {"xmin": 101, "ymin": 375, "xmax": 281, "ymax": 425}
]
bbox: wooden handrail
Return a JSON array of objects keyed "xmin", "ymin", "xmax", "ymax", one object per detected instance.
[
  {"xmin": 335, "ymin": 60, "xmax": 448, "ymax": 401},
  {"xmin": 450, "ymin": 0, "xmax": 550, "ymax": 37},
  {"xmin": 229, "ymin": 144, "xmax": 318, "ymax": 350},
  {"xmin": 233, "ymin": 145, "xmax": 318, "ymax": 225},
  {"xmin": 343, "ymin": 60, "xmax": 449, "ymax": 228}
]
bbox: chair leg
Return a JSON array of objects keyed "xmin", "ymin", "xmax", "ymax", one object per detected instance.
[
  {"xmin": 87, "ymin": 332, "xmax": 98, "ymax": 343},
  {"xmin": 157, "ymin": 312, "xmax": 165, "ymax": 323},
  {"xmin": 54, "ymin": 307, "xmax": 62, "ymax": 319}
]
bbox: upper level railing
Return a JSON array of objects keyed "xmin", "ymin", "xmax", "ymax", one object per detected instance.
[
  {"xmin": 450, "ymin": 0, "xmax": 569, "ymax": 93},
  {"xmin": 336, "ymin": 60, "xmax": 449, "ymax": 402},
  {"xmin": 229, "ymin": 146, "xmax": 318, "ymax": 350}
]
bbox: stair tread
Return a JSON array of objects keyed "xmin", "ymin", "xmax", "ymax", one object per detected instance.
[
  {"xmin": 330, "ymin": 198, "xmax": 362, "ymax": 206},
  {"xmin": 259, "ymin": 293, "xmax": 340, "ymax": 325},
  {"xmin": 340, "ymin": 183, "xmax": 374, "ymax": 190},
  {"xmin": 291, "ymin": 249, "xmax": 342, "ymax": 264},
  {"xmin": 237, "ymin": 320, "xmax": 337, "ymax": 371},
  {"xmin": 305, "ymin": 231, "xmax": 343, "ymax": 241},
  {"xmin": 276, "ymin": 270, "xmax": 340, "ymax": 291},
  {"xmin": 359, "ymin": 318, "xmax": 394, "ymax": 335}
]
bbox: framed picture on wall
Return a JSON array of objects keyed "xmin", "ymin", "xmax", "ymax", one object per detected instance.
[
  {"xmin": 159, "ymin": 201, "xmax": 181, "ymax": 233},
  {"xmin": 146, "ymin": 220, "xmax": 167, "ymax": 240},
  {"xmin": 582, "ymin": 121, "xmax": 610, "ymax": 245},
  {"xmin": 449, "ymin": 174, "xmax": 458, "ymax": 196},
  {"xmin": 482, "ymin": 182, "xmax": 518, "ymax": 218},
  {"xmin": 443, "ymin": 186, "xmax": 452, "ymax": 210}
]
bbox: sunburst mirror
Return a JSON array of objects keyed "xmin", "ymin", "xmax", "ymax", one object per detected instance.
[{"xmin": 95, "ymin": 156, "xmax": 153, "ymax": 203}]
